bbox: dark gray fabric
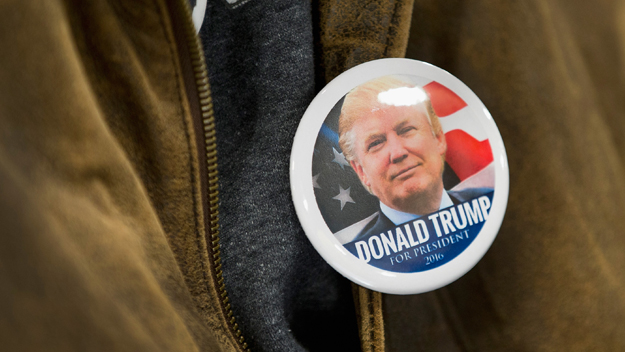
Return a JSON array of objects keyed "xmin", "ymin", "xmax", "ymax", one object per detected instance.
[{"xmin": 199, "ymin": 1, "xmax": 360, "ymax": 351}]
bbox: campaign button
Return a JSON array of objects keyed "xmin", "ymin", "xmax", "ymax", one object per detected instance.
[{"xmin": 290, "ymin": 59, "xmax": 509, "ymax": 294}]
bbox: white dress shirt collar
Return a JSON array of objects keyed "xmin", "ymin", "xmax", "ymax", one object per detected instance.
[{"xmin": 380, "ymin": 189, "xmax": 454, "ymax": 225}]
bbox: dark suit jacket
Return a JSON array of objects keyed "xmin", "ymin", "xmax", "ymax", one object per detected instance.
[{"xmin": 353, "ymin": 188, "xmax": 493, "ymax": 241}]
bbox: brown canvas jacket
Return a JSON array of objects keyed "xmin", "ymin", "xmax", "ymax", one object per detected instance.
[
  {"xmin": 0, "ymin": 0, "xmax": 410, "ymax": 350},
  {"xmin": 2, "ymin": 0, "xmax": 625, "ymax": 351}
]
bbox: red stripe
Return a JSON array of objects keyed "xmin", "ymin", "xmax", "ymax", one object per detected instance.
[
  {"xmin": 444, "ymin": 129, "xmax": 493, "ymax": 181},
  {"xmin": 423, "ymin": 81, "xmax": 468, "ymax": 117}
]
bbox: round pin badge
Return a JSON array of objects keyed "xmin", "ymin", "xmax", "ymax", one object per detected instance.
[{"xmin": 290, "ymin": 58, "xmax": 509, "ymax": 295}]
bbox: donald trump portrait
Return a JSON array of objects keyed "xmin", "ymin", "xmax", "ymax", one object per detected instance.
[{"xmin": 338, "ymin": 76, "xmax": 489, "ymax": 239}]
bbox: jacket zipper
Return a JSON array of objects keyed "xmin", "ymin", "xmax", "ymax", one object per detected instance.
[{"xmin": 165, "ymin": 0, "xmax": 250, "ymax": 350}]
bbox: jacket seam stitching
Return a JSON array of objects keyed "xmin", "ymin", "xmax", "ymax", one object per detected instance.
[
  {"xmin": 383, "ymin": 0, "xmax": 400, "ymax": 57},
  {"xmin": 369, "ymin": 289, "xmax": 376, "ymax": 352}
]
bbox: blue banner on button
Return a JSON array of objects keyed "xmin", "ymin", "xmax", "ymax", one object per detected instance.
[{"xmin": 343, "ymin": 191, "xmax": 494, "ymax": 273}]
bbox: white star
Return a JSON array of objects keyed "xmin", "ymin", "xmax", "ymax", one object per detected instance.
[
  {"xmin": 332, "ymin": 185, "xmax": 355, "ymax": 210},
  {"xmin": 312, "ymin": 174, "xmax": 321, "ymax": 189},
  {"xmin": 331, "ymin": 148, "xmax": 350, "ymax": 170}
]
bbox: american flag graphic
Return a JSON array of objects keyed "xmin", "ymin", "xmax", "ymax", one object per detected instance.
[{"xmin": 312, "ymin": 78, "xmax": 495, "ymax": 240}]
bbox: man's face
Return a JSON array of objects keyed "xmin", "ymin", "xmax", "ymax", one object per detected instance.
[{"xmin": 349, "ymin": 103, "xmax": 446, "ymax": 213}]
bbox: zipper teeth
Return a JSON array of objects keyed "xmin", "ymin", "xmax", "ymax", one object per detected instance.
[{"xmin": 178, "ymin": 2, "xmax": 250, "ymax": 351}]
